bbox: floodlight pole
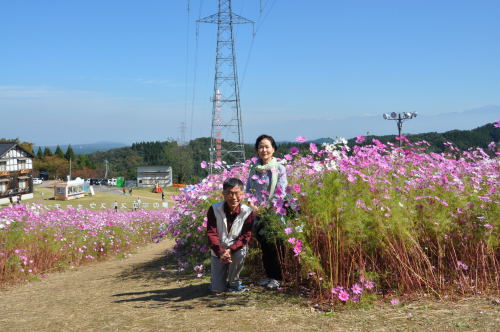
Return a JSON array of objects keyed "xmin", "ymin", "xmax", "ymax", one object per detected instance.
[{"xmin": 382, "ymin": 112, "xmax": 417, "ymax": 147}]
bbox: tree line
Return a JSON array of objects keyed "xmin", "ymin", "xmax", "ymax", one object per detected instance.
[{"xmin": 3, "ymin": 122, "xmax": 497, "ymax": 184}]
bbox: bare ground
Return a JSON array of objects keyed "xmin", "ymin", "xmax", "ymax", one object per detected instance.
[{"xmin": 0, "ymin": 239, "xmax": 498, "ymax": 332}]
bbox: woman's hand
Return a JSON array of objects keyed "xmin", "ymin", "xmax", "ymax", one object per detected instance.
[{"xmin": 249, "ymin": 202, "xmax": 262, "ymax": 216}]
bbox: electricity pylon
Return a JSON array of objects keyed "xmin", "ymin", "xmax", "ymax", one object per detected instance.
[{"xmin": 198, "ymin": 0, "xmax": 253, "ymax": 172}]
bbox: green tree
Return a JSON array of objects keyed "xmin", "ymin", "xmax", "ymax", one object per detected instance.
[
  {"xmin": 54, "ymin": 145, "xmax": 65, "ymax": 159},
  {"xmin": 43, "ymin": 147, "xmax": 53, "ymax": 157},
  {"xmin": 36, "ymin": 147, "xmax": 43, "ymax": 159},
  {"xmin": 65, "ymin": 145, "xmax": 75, "ymax": 161}
]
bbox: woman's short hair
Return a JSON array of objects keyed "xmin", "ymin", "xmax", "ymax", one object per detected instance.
[
  {"xmin": 255, "ymin": 134, "xmax": 277, "ymax": 151},
  {"xmin": 223, "ymin": 177, "xmax": 245, "ymax": 192}
]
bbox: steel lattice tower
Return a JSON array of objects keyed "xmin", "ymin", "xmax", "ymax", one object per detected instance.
[{"xmin": 198, "ymin": 0, "xmax": 253, "ymax": 171}]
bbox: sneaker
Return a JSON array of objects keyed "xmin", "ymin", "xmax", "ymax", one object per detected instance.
[
  {"xmin": 266, "ymin": 279, "xmax": 280, "ymax": 290},
  {"xmin": 227, "ymin": 284, "xmax": 248, "ymax": 293},
  {"xmin": 257, "ymin": 278, "xmax": 270, "ymax": 287}
]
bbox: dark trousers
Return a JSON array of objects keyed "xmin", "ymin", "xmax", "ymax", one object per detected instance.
[{"xmin": 255, "ymin": 221, "xmax": 284, "ymax": 281}]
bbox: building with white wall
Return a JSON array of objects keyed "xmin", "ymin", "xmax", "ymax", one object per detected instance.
[
  {"xmin": 0, "ymin": 142, "xmax": 35, "ymax": 205},
  {"xmin": 136, "ymin": 166, "xmax": 172, "ymax": 188}
]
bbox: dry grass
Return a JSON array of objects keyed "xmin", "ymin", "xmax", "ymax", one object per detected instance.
[{"xmin": 0, "ymin": 239, "xmax": 498, "ymax": 331}]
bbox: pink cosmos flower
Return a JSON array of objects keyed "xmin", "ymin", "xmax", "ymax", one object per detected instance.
[
  {"xmin": 295, "ymin": 136, "xmax": 307, "ymax": 143},
  {"xmin": 287, "ymin": 237, "xmax": 296, "ymax": 244},
  {"xmin": 293, "ymin": 184, "xmax": 301, "ymax": 193},
  {"xmin": 293, "ymin": 240, "xmax": 303, "ymax": 255},
  {"xmin": 363, "ymin": 280, "xmax": 375, "ymax": 290},
  {"xmin": 355, "ymin": 136, "xmax": 366, "ymax": 144},
  {"xmin": 338, "ymin": 290, "xmax": 350, "ymax": 301},
  {"xmin": 309, "ymin": 143, "xmax": 318, "ymax": 154},
  {"xmin": 284, "ymin": 227, "xmax": 293, "ymax": 235},
  {"xmin": 390, "ymin": 298, "xmax": 400, "ymax": 305},
  {"xmin": 284, "ymin": 154, "xmax": 293, "ymax": 161},
  {"xmin": 290, "ymin": 146, "xmax": 299, "ymax": 155},
  {"xmin": 457, "ymin": 261, "xmax": 468, "ymax": 271},
  {"xmin": 196, "ymin": 273, "xmax": 203, "ymax": 278},
  {"xmin": 351, "ymin": 283, "xmax": 363, "ymax": 295},
  {"xmin": 200, "ymin": 161, "xmax": 207, "ymax": 169}
]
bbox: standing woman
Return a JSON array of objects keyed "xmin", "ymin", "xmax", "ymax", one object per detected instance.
[{"xmin": 246, "ymin": 134, "xmax": 288, "ymax": 289}]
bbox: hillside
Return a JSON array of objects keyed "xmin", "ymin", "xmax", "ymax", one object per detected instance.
[{"xmin": 84, "ymin": 122, "xmax": 497, "ymax": 184}]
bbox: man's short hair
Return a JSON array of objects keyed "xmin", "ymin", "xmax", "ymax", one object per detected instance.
[{"xmin": 223, "ymin": 178, "xmax": 244, "ymax": 192}]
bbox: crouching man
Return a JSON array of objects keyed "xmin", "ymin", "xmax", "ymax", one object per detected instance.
[{"xmin": 207, "ymin": 178, "xmax": 254, "ymax": 292}]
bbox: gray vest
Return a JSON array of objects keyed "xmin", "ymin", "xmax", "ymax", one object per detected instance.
[{"xmin": 210, "ymin": 201, "xmax": 252, "ymax": 257}]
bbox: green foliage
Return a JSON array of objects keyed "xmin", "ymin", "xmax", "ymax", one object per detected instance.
[
  {"xmin": 43, "ymin": 147, "xmax": 53, "ymax": 157},
  {"xmin": 64, "ymin": 145, "xmax": 75, "ymax": 161},
  {"xmin": 54, "ymin": 145, "xmax": 65, "ymax": 159}
]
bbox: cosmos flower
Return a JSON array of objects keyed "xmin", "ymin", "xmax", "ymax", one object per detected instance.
[
  {"xmin": 295, "ymin": 136, "xmax": 307, "ymax": 143},
  {"xmin": 338, "ymin": 290, "xmax": 350, "ymax": 302}
]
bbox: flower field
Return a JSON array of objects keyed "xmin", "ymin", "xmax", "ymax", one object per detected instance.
[
  {"xmin": 1, "ymin": 137, "xmax": 498, "ymax": 305},
  {"xmin": 159, "ymin": 137, "xmax": 499, "ymax": 303},
  {"xmin": 0, "ymin": 205, "xmax": 168, "ymax": 285}
]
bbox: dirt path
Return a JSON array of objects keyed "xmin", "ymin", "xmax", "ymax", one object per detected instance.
[{"xmin": 0, "ymin": 240, "xmax": 498, "ymax": 332}]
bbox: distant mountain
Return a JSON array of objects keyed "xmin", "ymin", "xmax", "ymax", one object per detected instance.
[
  {"xmin": 246, "ymin": 105, "xmax": 500, "ymax": 142},
  {"xmin": 34, "ymin": 141, "xmax": 128, "ymax": 154},
  {"xmin": 283, "ymin": 122, "xmax": 498, "ymax": 155}
]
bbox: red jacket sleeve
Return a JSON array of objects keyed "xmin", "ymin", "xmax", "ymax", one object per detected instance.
[
  {"xmin": 228, "ymin": 212, "xmax": 254, "ymax": 252},
  {"xmin": 206, "ymin": 206, "xmax": 225, "ymax": 257}
]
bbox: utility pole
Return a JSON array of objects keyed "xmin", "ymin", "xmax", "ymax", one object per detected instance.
[
  {"xmin": 104, "ymin": 159, "xmax": 109, "ymax": 178},
  {"xmin": 198, "ymin": 0, "xmax": 253, "ymax": 172}
]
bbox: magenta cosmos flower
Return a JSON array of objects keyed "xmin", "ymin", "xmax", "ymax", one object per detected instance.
[
  {"xmin": 338, "ymin": 290, "xmax": 350, "ymax": 301},
  {"xmin": 355, "ymin": 135, "xmax": 366, "ymax": 144}
]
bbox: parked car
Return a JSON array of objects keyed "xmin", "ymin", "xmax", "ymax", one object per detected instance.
[{"xmin": 33, "ymin": 178, "xmax": 43, "ymax": 185}]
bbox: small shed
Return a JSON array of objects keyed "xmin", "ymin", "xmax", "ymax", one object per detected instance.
[
  {"xmin": 54, "ymin": 178, "xmax": 85, "ymax": 200},
  {"xmin": 136, "ymin": 166, "xmax": 172, "ymax": 188}
]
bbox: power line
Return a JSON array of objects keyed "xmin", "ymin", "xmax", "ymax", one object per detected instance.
[{"xmin": 189, "ymin": 0, "xmax": 205, "ymax": 141}]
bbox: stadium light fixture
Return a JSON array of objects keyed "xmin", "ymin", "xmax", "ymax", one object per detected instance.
[{"xmin": 382, "ymin": 112, "xmax": 417, "ymax": 146}]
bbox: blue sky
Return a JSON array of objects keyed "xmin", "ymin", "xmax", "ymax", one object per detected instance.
[{"xmin": 1, "ymin": 0, "xmax": 499, "ymax": 145}]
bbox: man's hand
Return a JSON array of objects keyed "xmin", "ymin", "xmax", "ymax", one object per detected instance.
[{"xmin": 219, "ymin": 249, "xmax": 232, "ymax": 264}]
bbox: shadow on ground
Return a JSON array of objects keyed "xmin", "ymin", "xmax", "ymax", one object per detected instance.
[
  {"xmin": 112, "ymin": 283, "xmax": 250, "ymax": 310},
  {"xmin": 113, "ymin": 248, "xmax": 251, "ymax": 310},
  {"xmin": 116, "ymin": 249, "xmax": 192, "ymax": 282}
]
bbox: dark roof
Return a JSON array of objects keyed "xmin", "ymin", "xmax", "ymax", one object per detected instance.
[{"xmin": 0, "ymin": 142, "xmax": 35, "ymax": 159}]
